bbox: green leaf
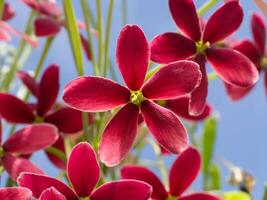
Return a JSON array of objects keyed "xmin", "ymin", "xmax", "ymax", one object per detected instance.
[
  {"xmin": 209, "ymin": 163, "xmax": 221, "ymax": 190},
  {"xmin": 63, "ymin": 0, "xmax": 84, "ymax": 76},
  {"xmin": 223, "ymin": 191, "xmax": 251, "ymax": 200}
]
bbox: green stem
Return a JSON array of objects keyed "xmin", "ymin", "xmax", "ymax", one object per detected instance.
[
  {"xmin": 96, "ymin": 0, "xmax": 103, "ymax": 74},
  {"xmin": 263, "ymin": 184, "xmax": 267, "ymax": 200},
  {"xmin": 208, "ymin": 71, "xmax": 219, "ymax": 81},
  {"xmin": 122, "ymin": 0, "xmax": 128, "ymax": 25},
  {"xmin": 0, "ymin": 0, "xmax": 5, "ymax": 20},
  {"xmin": 46, "ymin": 147, "xmax": 67, "ymax": 163},
  {"xmin": 82, "ymin": 112, "xmax": 90, "ymax": 142},
  {"xmin": 198, "ymin": 0, "xmax": 220, "ymax": 16},
  {"xmin": 145, "ymin": 65, "xmax": 162, "ymax": 81},
  {"xmin": 103, "ymin": 0, "xmax": 115, "ymax": 77},
  {"xmin": 80, "ymin": 0, "xmax": 99, "ymax": 76}
]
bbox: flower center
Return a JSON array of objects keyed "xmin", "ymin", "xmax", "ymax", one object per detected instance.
[
  {"xmin": 166, "ymin": 195, "xmax": 177, "ymax": 200},
  {"xmin": 196, "ymin": 40, "xmax": 210, "ymax": 54},
  {"xmin": 0, "ymin": 147, "xmax": 4, "ymax": 158},
  {"xmin": 260, "ymin": 57, "xmax": 267, "ymax": 70},
  {"xmin": 79, "ymin": 197, "xmax": 90, "ymax": 200},
  {"xmin": 35, "ymin": 116, "xmax": 44, "ymax": 123},
  {"xmin": 130, "ymin": 90, "xmax": 145, "ymax": 106}
]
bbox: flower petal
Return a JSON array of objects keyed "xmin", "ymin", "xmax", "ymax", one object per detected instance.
[
  {"xmin": 37, "ymin": 65, "xmax": 59, "ymax": 116},
  {"xmin": 120, "ymin": 165, "xmax": 168, "ymax": 200},
  {"xmin": 206, "ymin": 47, "xmax": 259, "ymax": 87},
  {"xmin": 67, "ymin": 142, "xmax": 100, "ymax": 197},
  {"xmin": 0, "ymin": 187, "xmax": 32, "ymax": 200},
  {"xmin": 168, "ymin": 0, "xmax": 201, "ymax": 41},
  {"xmin": 80, "ymin": 34, "xmax": 92, "ymax": 60},
  {"xmin": 34, "ymin": 17, "xmax": 61, "ymax": 37},
  {"xmin": 251, "ymin": 13, "xmax": 266, "ymax": 54},
  {"xmin": 3, "ymin": 124, "xmax": 58, "ymax": 154},
  {"xmin": 3, "ymin": 154, "xmax": 44, "ymax": 181},
  {"xmin": 17, "ymin": 173, "xmax": 78, "ymax": 200},
  {"xmin": 167, "ymin": 97, "xmax": 211, "ymax": 121},
  {"xmin": 39, "ymin": 187, "xmax": 66, "ymax": 200},
  {"xmin": 141, "ymin": 100, "xmax": 188, "ymax": 154},
  {"xmin": 116, "ymin": 25, "xmax": 149, "ymax": 90},
  {"xmin": 99, "ymin": 103, "xmax": 139, "ymax": 167},
  {"xmin": 142, "ymin": 61, "xmax": 201, "ymax": 100},
  {"xmin": 90, "ymin": 180, "xmax": 152, "ymax": 200},
  {"xmin": 0, "ymin": 93, "xmax": 34, "ymax": 123},
  {"xmin": 203, "ymin": 1, "xmax": 243, "ymax": 44},
  {"xmin": 2, "ymin": 3, "xmax": 15, "ymax": 21},
  {"xmin": 150, "ymin": 32, "xmax": 196, "ymax": 64},
  {"xmin": 17, "ymin": 71, "xmax": 38, "ymax": 97},
  {"xmin": 63, "ymin": 76, "xmax": 130, "ymax": 112},
  {"xmin": 224, "ymin": 83, "xmax": 253, "ymax": 101},
  {"xmin": 180, "ymin": 193, "xmax": 221, "ymax": 200},
  {"xmin": 169, "ymin": 147, "xmax": 201, "ymax": 196}
]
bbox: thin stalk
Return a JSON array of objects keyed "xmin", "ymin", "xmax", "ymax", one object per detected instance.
[
  {"xmin": 96, "ymin": 0, "xmax": 103, "ymax": 74},
  {"xmin": 46, "ymin": 147, "xmax": 67, "ymax": 163},
  {"xmin": 208, "ymin": 71, "xmax": 218, "ymax": 81},
  {"xmin": 122, "ymin": 0, "xmax": 128, "ymax": 25},
  {"xmin": 103, "ymin": 0, "xmax": 115, "ymax": 76},
  {"xmin": 198, "ymin": 0, "xmax": 220, "ymax": 16},
  {"xmin": 86, "ymin": 1, "xmax": 97, "ymax": 28},
  {"xmin": 0, "ymin": 0, "xmax": 5, "ymax": 19},
  {"xmin": 80, "ymin": 0, "xmax": 99, "ymax": 76}
]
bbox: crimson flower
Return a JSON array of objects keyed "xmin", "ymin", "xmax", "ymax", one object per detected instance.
[
  {"xmin": 17, "ymin": 142, "xmax": 152, "ymax": 200},
  {"xmin": 121, "ymin": 147, "xmax": 221, "ymax": 200},
  {"xmin": 0, "ymin": 187, "xmax": 32, "ymax": 200},
  {"xmin": 150, "ymin": 0, "xmax": 259, "ymax": 116},
  {"xmin": 0, "ymin": 121, "xmax": 58, "ymax": 180},
  {"xmin": 225, "ymin": 13, "xmax": 267, "ymax": 100},
  {"xmin": 63, "ymin": 25, "xmax": 202, "ymax": 166}
]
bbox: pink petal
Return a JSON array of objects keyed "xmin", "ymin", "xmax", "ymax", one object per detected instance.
[
  {"xmin": 141, "ymin": 100, "xmax": 188, "ymax": 154},
  {"xmin": 167, "ymin": 97, "xmax": 211, "ymax": 121},
  {"xmin": 150, "ymin": 32, "xmax": 196, "ymax": 64},
  {"xmin": 63, "ymin": 76, "xmax": 130, "ymax": 112},
  {"xmin": 37, "ymin": 65, "xmax": 59, "ymax": 116},
  {"xmin": 67, "ymin": 142, "xmax": 100, "ymax": 197},
  {"xmin": 3, "ymin": 123, "xmax": 58, "ymax": 154},
  {"xmin": 142, "ymin": 61, "xmax": 201, "ymax": 100},
  {"xmin": 17, "ymin": 71, "xmax": 38, "ymax": 97},
  {"xmin": 2, "ymin": 154, "xmax": 44, "ymax": 181},
  {"xmin": 189, "ymin": 54, "xmax": 208, "ymax": 116},
  {"xmin": 206, "ymin": 47, "xmax": 259, "ymax": 87},
  {"xmin": 169, "ymin": 147, "xmax": 201, "ymax": 196},
  {"xmin": 80, "ymin": 34, "xmax": 92, "ymax": 60},
  {"xmin": 0, "ymin": 93, "xmax": 34, "ymax": 123},
  {"xmin": 116, "ymin": 25, "xmax": 149, "ymax": 90},
  {"xmin": 120, "ymin": 165, "xmax": 168, "ymax": 200},
  {"xmin": 0, "ymin": 28, "xmax": 11, "ymax": 41},
  {"xmin": 180, "ymin": 193, "xmax": 221, "ymax": 200},
  {"xmin": 17, "ymin": 173, "xmax": 78, "ymax": 200},
  {"xmin": 90, "ymin": 180, "xmax": 152, "ymax": 200},
  {"xmin": 168, "ymin": 0, "xmax": 201, "ymax": 41},
  {"xmin": 224, "ymin": 83, "xmax": 253, "ymax": 101},
  {"xmin": 203, "ymin": 1, "xmax": 243, "ymax": 44},
  {"xmin": 99, "ymin": 103, "xmax": 139, "ymax": 167},
  {"xmin": 2, "ymin": 3, "xmax": 15, "ymax": 21},
  {"xmin": 38, "ymin": 2, "xmax": 62, "ymax": 18},
  {"xmin": 0, "ymin": 187, "xmax": 32, "ymax": 200},
  {"xmin": 251, "ymin": 13, "xmax": 266, "ymax": 54},
  {"xmin": 45, "ymin": 108, "xmax": 84, "ymax": 134},
  {"xmin": 39, "ymin": 187, "xmax": 66, "ymax": 200},
  {"xmin": 34, "ymin": 16, "xmax": 61, "ymax": 37}
]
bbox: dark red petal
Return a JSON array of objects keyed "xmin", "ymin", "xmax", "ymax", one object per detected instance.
[
  {"xmin": 80, "ymin": 34, "xmax": 92, "ymax": 60},
  {"xmin": 189, "ymin": 54, "xmax": 208, "ymax": 116},
  {"xmin": 0, "ymin": 187, "xmax": 32, "ymax": 200},
  {"xmin": 45, "ymin": 108, "xmax": 83, "ymax": 134},
  {"xmin": 116, "ymin": 25, "xmax": 149, "ymax": 90},
  {"xmin": 0, "ymin": 93, "xmax": 34, "ymax": 123},
  {"xmin": 37, "ymin": 65, "xmax": 59, "ymax": 116},
  {"xmin": 17, "ymin": 173, "xmax": 78, "ymax": 200},
  {"xmin": 224, "ymin": 83, "xmax": 253, "ymax": 101},
  {"xmin": 150, "ymin": 32, "xmax": 196, "ymax": 64},
  {"xmin": 2, "ymin": 154, "xmax": 44, "ymax": 181},
  {"xmin": 68, "ymin": 142, "xmax": 100, "ymax": 197},
  {"xmin": 167, "ymin": 97, "xmax": 211, "ymax": 121},
  {"xmin": 206, "ymin": 47, "xmax": 259, "ymax": 87},
  {"xmin": 251, "ymin": 13, "xmax": 266, "ymax": 54},
  {"xmin": 121, "ymin": 165, "xmax": 168, "ymax": 199},
  {"xmin": 169, "ymin": 147, "xmax": 201, "ymax": 196},
  {"xmin": 90, "ymin": 180, "xmax": 152, "ymax": 200},
  {"xmin": 17, "ymin": 71, "xmax": 38, "ymax": 97},
  {"xmin": 39, "ymin": 187, "xmax": 66, "ymax": 200},
  {"xmin": 2, "ymin": 3, "xmax": 15, "ymax": 21},
  {"xmin": 141, "ymin": 100, "xmax": 188, "ymax": 154},
  {"xmin": 63, "ymin": 76, "xmax": 130, "ymax": 112},
  {"xmin": 203, "ymin": 1, "xmax": 243, "ymax": 44},
  {"xmin": 3, "ymin": 124, "xmax": 58, "ymax": 154},
  {"xmin": 142, "ymin": 61, "xmax": 201, "ymax": 100},
  {"xmin": 180, "ymin": 193, "xmax": 221, "ymax": 200},
  {"xmin": 34, "ymin": 17, "xmax": 61, "ymax": 37},
  {"xmin": 169, "ymin": 0, "xmax": 201, "ymax": 41},
  {"xmin": 99, "ymin": 103, "xmax": 139, "ymax": 167}
]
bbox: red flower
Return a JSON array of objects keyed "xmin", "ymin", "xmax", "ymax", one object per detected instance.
[
  {"xmin": 150, "ymin": 0, "xmax": 259, "ymax": 116},
  {"xmin": 121, "ymin": 147, "xmax": 221, "ymax": 200},
  {"xmin": 63, "ymin": 25, "xmax": 202, "ymax": 166},
  {"xmin": 225, "ymin": 13, "xmax": 267, "ymax": 100},
  {"xmin": 0, "ymin": 120, "xmax": 58, "ymax": 180},
  {"xmin": 0, "ymin": 187, "xmax": 32, "ymax": 200},
  {"xmin": 17, "ymin": 142, "xmax": 152, "ymax": 200}
]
